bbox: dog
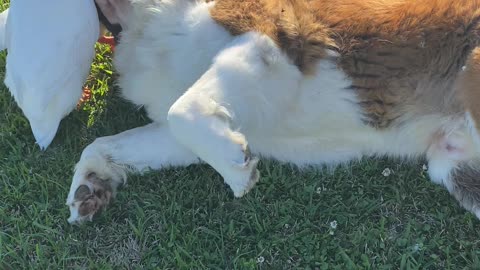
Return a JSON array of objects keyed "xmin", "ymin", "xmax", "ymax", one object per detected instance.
[{"xmin": 67, "ymin": 0, "xmax": 480, "ymax": 223}]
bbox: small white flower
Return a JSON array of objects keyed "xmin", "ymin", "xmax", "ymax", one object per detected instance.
[
  {"xmin": 316, "ymin": 186, "xmax": 327, "ymax": 194},
  {"xmin": 284, "ymin": 223, "xmax": 290, "ymax": 229},
  {"xmin": 412, "ymin": 243, "xmax": 422, "ymax": 252},
  {"xmin": 330, "ymin": 220, "xmax": 337, "ymax": 229},
  {"xmin": 422, "ymin": 164, "xmax": 428, "ymax": 171},
  {"xmin": 257, "ymin": 256, "xmax": 265, "ymax": 263},
  {"xmin": 382, "ymin": 168, "xmax": 392, "ymax": 177},
  {"xmin": 329, "ymin": 230, "xmax": 334, "ymax": 235}
]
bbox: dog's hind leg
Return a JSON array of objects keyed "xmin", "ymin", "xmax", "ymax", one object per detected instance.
[
  {"xmin": 427, "ymin": 47, "xmax": 480, "ymax": 218},
  {"xmin": 66, "ymin": 123, "xmax": 199, "ymax": 223},
  {"xmin": 167, "ymin": 33, "xmax": 302, "ymax": 198}
]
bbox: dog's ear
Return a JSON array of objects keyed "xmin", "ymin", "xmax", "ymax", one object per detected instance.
[{"xmin": 95, "ymin": 0, "xmax": 131, "ymax": 28}]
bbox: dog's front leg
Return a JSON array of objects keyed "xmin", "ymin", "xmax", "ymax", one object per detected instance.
[
  {"xmin": 66, "ymin": 122, "xmax": 199, "ymax": 224},
  {"xmin": 167, "ymin": 33, "xmax": 301, "ymax": 198}
]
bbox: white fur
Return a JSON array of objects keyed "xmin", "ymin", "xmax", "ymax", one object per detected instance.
[
  {"xmin": 0, "ymin": 9, "xmax": 8, "ymax": 50},
  {"xmin": 465, "ymin": 111, "xmax": 480, "ymax": 152},
  {"xmin": 68, "ymin": 0, "xmax": 479, "ymax": 222}
]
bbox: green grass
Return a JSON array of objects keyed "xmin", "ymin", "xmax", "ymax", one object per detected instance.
[{"xmin": 1, "ymin": 2, "xmax": 480, "ymax": 269}]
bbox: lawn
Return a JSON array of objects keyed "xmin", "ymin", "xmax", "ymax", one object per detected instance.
[{"xmin": 1, "ymin": 1, "xmax": 480, "ymax": 269}]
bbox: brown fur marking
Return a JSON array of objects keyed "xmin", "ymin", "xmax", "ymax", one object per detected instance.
[
  {"xmin": 313, "ymin": 0, "xmax": 480, "ymax": 128},
  {"xmin": 458, "ymin": 47, "xmax": 480, "ymax": 132},
  {"xmin": 451, "ymin": 163, "xmax": 480, "ymax": 213},
  {"xmin": 210, "ymin": 0, "xmax": 335, "ymax": 74},
  {"xmin": 211, "ymin": 0, "xmax": 480, "ymax": 128}
]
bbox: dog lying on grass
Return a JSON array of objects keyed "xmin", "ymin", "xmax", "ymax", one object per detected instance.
[{"xmin": 67, "ymin": 0, "xmax": 480, "ymax": 223}]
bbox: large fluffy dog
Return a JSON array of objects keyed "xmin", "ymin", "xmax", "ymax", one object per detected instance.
[{"xmin": 67, "ymin": 0, "xmax": 480, "ymax": 223}]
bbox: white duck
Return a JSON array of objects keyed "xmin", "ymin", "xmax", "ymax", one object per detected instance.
[{"xmin": 3, "ymin": 0, "xmax": 100, "ymax": 149}]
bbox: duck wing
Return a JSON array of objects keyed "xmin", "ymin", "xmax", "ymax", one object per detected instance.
[{"xmin": 4, "ymin": 0, "xmax": 100, "ymax": 148}]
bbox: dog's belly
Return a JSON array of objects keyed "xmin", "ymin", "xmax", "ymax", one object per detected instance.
[
  {"xmin": 246, "ymin": 114, "xmax": 446, "ymax": 166},
  {"xmin": 239, "ymin": 60, "xmax": 446, "ymax": 166}
]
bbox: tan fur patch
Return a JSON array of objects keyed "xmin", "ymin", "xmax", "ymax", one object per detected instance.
[
  {"xmin": 210, "ymin": 0, "xmax": 335, "ymax": 74},
  {"xmin": 457, "ymin": 47, "xmax": 480, "ymax": 133},
  {"xmin": 310, "ymin": 0, "xmax": 480, "ymax": 41},
  {"xmin": 313, "ymin": 0, "xmax": 480, "ymax": 128},
  {"xmin": 210, "ymin": 0, "xmax": 480, "ymax": 128}
]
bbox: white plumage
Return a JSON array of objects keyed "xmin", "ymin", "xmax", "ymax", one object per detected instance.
[
  {"xmin": 0, "ymin": 9, "xmax": 8, "ymax": 50},
  {"xmin": 4, "ymin": 0, "xmax": 99, "ymax": 149}
]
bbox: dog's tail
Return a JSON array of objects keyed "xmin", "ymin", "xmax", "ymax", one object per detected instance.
[{"xmin": 448, "ymin": 161, "xmax": 480, "ymax": 218}]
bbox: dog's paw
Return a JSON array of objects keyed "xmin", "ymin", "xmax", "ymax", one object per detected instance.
[
  {"xmin": 229, "ymin": 156, "xmax": 260, "ymax": 198},
  {"xmin": 66, "ymin": 155, "xmax": 126, "ymax": 224},
  {"xmin": 67, "ymin": 172, "xmax": 115, "ymax": 224}
]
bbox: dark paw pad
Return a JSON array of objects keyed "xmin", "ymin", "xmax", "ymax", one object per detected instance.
[{"xmin": 73, "ymin": 173, "xmax": 113, "ymax": 218}]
